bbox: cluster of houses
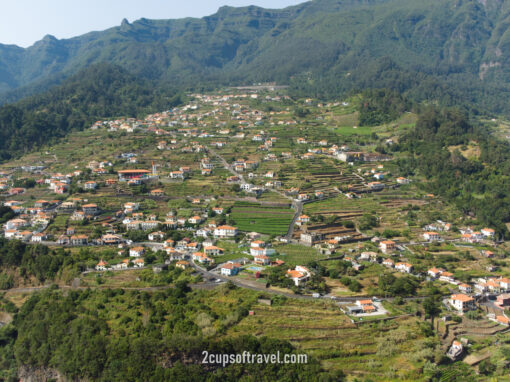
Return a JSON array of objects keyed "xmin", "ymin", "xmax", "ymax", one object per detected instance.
[
  {"xmin": 82, "ymin": 90, "xmax": 405, "ymax": 199},
  {"xmin": 90, "ymin": 91, "xmax": 288, "ymax": 137},
  {"xmin": 2, "ymin": 90, "xmax": 509, "ymax": 313},
  {"xmin": 421, "ymin": 223, "xmax": 497, "ymax": 244},
  {"xmin": 2, "ymin": 199, "xmax": 58, "ymax": 241},
  {"xmin": 460, "ymin": 227, "xmax": 496, "ymax": 243},
  {"xmin": 95, "ymin": 257, "xmax": 145, "ymax": 271}
]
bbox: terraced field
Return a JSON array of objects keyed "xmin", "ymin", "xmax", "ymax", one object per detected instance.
[
  {"xmin": 228, "ymin": 298, "xmax": 429, "ymax": 380},
  {"xmin": 230, "ymin": 201, "xmax": 294, "ymax": 235}
]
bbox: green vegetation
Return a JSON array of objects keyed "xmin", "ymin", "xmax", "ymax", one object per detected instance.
[
  {"xmin": 0, "ymin": 238, "xmax": 74, "ymax": 284},
  {"xmin": 0, "ymin": 64, "xmax": 183, "ymax": 161},
  {"xmin": 397, "ymin": 107, "xmax": 510, "ymax": 237},
  {"xmin": 1, "ymin": 26, "xmax": 510, "ymax": 378},
  {"xmin": 273, "ymin": 244, "xmax": 324, "ymax": 266},
  {"xmin": 0, "ymin": 207, "xmax": 15, "ymax": 225},
  {"xmin": 358, "ymin": 89, "xmax": 409, "ymax": 127},
  {"xmin": 0, "ymin": 285, "xmax": 341, "ymax": 381},
  {"xmin": 230, "ymin": 202, "xmax": 294, "ymax": 236},
  {"xmin": 229, "ymin": 298, "xmax": 437, "ymax": 380},
  {"xmin": 2, "ymin": 0, "xmax": 510, "ymax": 117}
]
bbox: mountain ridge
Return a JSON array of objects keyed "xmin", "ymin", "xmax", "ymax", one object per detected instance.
[{"xmin": 1, "ymin": 0, "xmax": 510, "ymax": 113}]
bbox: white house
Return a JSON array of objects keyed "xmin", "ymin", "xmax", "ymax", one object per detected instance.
[
  {"xmin": 395, "ymin": 262, "xmax": 413, "ymax": 273},
  {"xmin": 129, "ymin": 247, "xmax": 145, "ymax": 257},
  {"xmin": 204, "ymin": 246, "xmax": 224, "ymax": 256},
  {"xmin": 31, "ymin": 233, "xmax": 48, "ymax": 243},
  {"xmin": 449, "ymin": 294, "xmax": 475, "ymax": 312},
  {"xmin": 214, "ymin": 225, "xmax": 238, "ymax": 238},
  {"xmin": 379, "ymin": 240, "xmax": 396, "ymax": 254},
  {"xmin": 112, "ymin": 259, "xmax": 129, "ymax": 270},
  {"xmin": 498, "ymin": 278, "xmax": 510, "ymax": 292},
  {"xmin": 427, "ymin": 267, "xmax": 444, "ymax": 279},
  {"xmin": 297, "ymin": 215, "xmax": 310, "ymax": 226},
  {"xmin": 188, "ymin": 215, "xmax": 203, "ymax": 225},
  {"xmin": 368, "ymin": 182, "xmax": 384, "ymax": 190},
  {"xmin": 423, "ymin": 232, "xmax": 440, "ymax": 242},
  {"xmin": 133, "ymin": 258, "xmax": 145, "ymax": 268},
  {"xmin": 396, "ymin": 177, "xmax": 410, "ymax": 184},
  {"xmin": 148, "ymin": 231, "xmax": 165, "ymax": 241},
  {"xmin": 124, "ymin": 202, "xmax": 140, "ymax": 213},
  {"xmin": 83, "ymin": 181, "xmax": 97, "ymax": 190},
  {"xmin": 458, "ymin": 283, "xmax": 473, "ymax": 294},
  {"xmin": 193, "ymin": 252, "xmax": 213, "ymax": 264},
  {"xmin": 126, "ymin": 220, "xmax": 143, "ymax": 230},
  {"xmin": 82, "ymin": 204, "xmax": 99, "ymax": 215},
  {"xmin": 5, "ymin": 218, "xmax": 28, "ymax": 230},
  {"xmin": 196, "ymin": 228, "xmax": 211, "ymax": 238},
  {"xmin": 481, "ymin": 228, "xmax": 495, "ymax": 238},
  {"xmin": 286, "ymin": 265, "xmax": 311, "ymax": 286},
  {"xmin": 220, "ymin": 262, "xmax": 242, "ymax": 276},
  {"xmin": 170, "ymin": 171, "xmax": 185, "ymax": 179},
  {"xmin": 439, "ymin": 272, "xmax": 455, "ymax": 284},
  {"xmin": 382, "ymin": 258, "xmax": 394, "ymax": 268},
  {"xmin": 95, "ymin": 260, "xmax": 108, "ymax": 271},
  {"xmin": 212, "ymin": 207, "xmax": 224, "ymax": 215},
  {"xmin": 140, "ymin": 221, "xmax": 160, "ymax": 231},
  {"xmin": 253, "ymin": 255, "xmax": 270, "ymax": 265}
]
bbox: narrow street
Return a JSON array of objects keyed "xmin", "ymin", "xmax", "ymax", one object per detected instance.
[{"xmin": 208, "ymin": 146, "xmax": 301, "ymax": 240}]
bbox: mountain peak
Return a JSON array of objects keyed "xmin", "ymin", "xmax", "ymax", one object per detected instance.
[
  {"xmin": 42, "ymin": 34, "xmax": 57, "ymax": 42},
  {"xmin": 32, "ymin": 34, "xmax": 58, "ymax": 47},
  {"xmin": 120, "ymin": 18, "xmax": 131, "ymax": 32}
]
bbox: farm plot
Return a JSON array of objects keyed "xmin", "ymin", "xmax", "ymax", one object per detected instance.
[
  {"xmin": 230, "ymin": 202, "xmax": 294, "ymax": 235},
  {"xmin": 228, "ymin": 298, "xmax": 428, "ymax": 379}
]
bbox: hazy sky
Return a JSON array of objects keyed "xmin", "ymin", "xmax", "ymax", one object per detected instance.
[{"xmin": 0, "ymin": 0, "xmax": 304, "ymax": 48}]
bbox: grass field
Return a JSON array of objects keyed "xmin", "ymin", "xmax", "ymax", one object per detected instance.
[
  {"xmin": 273, "ymin": 243, "xmax": 325, "ymax": 266},
  {"xmin": 230, "ymin": 201, "xmax": 294, "ymax": 235},
  {"xmin": 334, "ymin": 125, "xmax": 374, "ymax": 136}
]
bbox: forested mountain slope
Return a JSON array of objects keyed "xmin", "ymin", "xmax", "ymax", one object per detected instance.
[
  {"xmin": 2, "ymin": 0, "xmax": 510, "ymax": 113},
  {"xmin": 0, "ymin": 64, "xmax": 183, "ymax": 161}
]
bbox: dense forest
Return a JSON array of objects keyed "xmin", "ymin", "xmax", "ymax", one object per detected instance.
[
  {"xmin": 394, "ymin": 107, "xmax": 510, "ymax": 237},
  {"xmin": 0, "ymin": 64, "xmax": 183, "ymax": 161},
  {"xmin": 0, "ymin": 286, "xmax": 342, "ymax": 381},
  {"xmin": 358, "ymin": 89, "xmax": 409, "ymax": 127},
  {"xmin": 0, "ymin": 237, "xmax": 74, "ymax": 285}
]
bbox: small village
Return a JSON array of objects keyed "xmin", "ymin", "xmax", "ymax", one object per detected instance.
[{"xmin": 1, "ymin": 88, "xmax": 510, "ymax": 369}]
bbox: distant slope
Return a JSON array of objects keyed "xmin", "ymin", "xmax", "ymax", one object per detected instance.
[
  {"xmin": 1, "ymin": 0, "xmax": 510, "ymax": 112},
  {"xmin": 0, "ymin": 63, "xmax": 182, "ymax": 161}
]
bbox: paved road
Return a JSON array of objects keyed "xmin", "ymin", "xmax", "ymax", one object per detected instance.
[
  {"xmin": 209, "ymin": 147, "xmax": 246, "ymax": 183},
  {"xmin": 188, "ymin": 260, "xmax": 430, "ymax": 303},
  {"xmin": 286, "ymin": 201, "xmax": 303, "ymax": 240},
  {"xmin": 209, "ymin": 146, "xmax": 301, "ymax": 239},
  {"xmin": 1, "ymin": 260, "xmax": 441, "ymax": 304}
]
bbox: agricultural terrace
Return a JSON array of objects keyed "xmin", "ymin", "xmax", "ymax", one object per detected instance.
[
  {"xmin": 230, "ymin": 201, "xmax": 294, "ymax": 236},
  {"xmin": 229, "ymin": 298, "xmax": 437, "ymax": 380}
]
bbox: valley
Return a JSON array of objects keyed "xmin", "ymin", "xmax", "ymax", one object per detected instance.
[{"xmin": 1, "ymin": 87, "xmax": 510, "ymax": 380}]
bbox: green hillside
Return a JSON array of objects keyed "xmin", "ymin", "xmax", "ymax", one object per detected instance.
[
  {"xmin": 0, "ymin": 64, "xmax": 183, "ymax": 161},
  {"xmin": 1, "ymin": 0, "xmax": 510, "ymax": 113}
]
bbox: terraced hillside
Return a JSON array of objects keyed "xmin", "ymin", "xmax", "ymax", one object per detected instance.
[
  {"xmin": 230, "ymin": 201, "xmax": 294, "ymax": 235},
  {"xmin": 228, "ymin": 298, "xmax": 432, "ymax": 380}
]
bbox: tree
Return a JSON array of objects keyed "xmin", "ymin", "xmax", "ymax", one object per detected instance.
[{"xmin": 423, "ymin": 296, "xmax": 441, "ymax": 320}]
